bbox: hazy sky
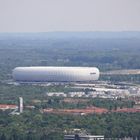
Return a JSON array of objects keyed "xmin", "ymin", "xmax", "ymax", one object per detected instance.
[{"xmin": 0, "ymin": 0, "xmax": 140, "ymax": 32}]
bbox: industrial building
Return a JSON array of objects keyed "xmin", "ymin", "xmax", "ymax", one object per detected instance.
[
  {"xmin": 64, "ymin": 134, "xmax": 104, "ymax": 140},
  {"xmin": 12, "ymin": 66, "xmax": 99, "ymax": 82}
]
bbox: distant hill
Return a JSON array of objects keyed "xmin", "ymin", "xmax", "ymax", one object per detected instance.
[{"xmin": 0, "ymin": 31, "xmax": 140, "ymax": 40}]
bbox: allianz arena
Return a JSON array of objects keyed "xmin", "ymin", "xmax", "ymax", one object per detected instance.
[{"xmin": 12, "ymin": 67, "xmax": 100, "ymax": 82}]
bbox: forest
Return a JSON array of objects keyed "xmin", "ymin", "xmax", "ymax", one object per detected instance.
[{"xmin": 0, "ymin": 110, "xmax": 140, "ymax": 140}]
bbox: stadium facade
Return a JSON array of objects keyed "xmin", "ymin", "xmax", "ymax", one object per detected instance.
[{"xmin": 12, "ymin": 67, "xmax": 100, "ymax": 82}]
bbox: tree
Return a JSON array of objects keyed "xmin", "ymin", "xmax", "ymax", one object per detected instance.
[{"xmin": 0, "ymin": 133, "xmax": 6, "ymax": 140}]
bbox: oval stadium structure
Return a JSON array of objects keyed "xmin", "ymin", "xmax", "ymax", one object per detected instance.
[{"xmin": 12, "ymin": 67, "xmax": 100, "ymax": 82}]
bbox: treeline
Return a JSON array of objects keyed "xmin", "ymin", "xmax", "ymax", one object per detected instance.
[
  {"xmin": 35, "ymin": 97, "xmax": 135, "ymax": 110},
  {"xmin": 88, "ymin": 98, "xmax": 135, "ymax": 110},
  {"xmin": 100, "ymin": 74, "xmax": 140, "ymax": 83}
]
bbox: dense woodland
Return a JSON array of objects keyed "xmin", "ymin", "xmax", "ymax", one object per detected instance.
[
  {"xmin": 0, "ymin": 111, "xmax": 140, "ymax": 140},
  {"xmin": 0, "ymin": 32, "xmax": 140, "ymax": 139}
]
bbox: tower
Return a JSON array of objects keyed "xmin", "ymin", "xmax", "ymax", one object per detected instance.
[{"xmin": 19, "ymin": 97, "xmax": 23, "ymax": 113}]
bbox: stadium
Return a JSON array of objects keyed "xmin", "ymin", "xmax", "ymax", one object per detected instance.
[{"xmin": 12, "ymin": 66, "xmax": 100, "ymax": 82}]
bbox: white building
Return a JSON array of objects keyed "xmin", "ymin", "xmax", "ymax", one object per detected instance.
[
  {"xmin": 12, "ymin": 67, "xmax": 100, "ymax": 82},
  {"xmin": 68, "ymin": 92, "xmax": 85, "ymax": 97},
  {"xmin": 47, "ymin": 92, "xmax": 66, "ymax": 97}
]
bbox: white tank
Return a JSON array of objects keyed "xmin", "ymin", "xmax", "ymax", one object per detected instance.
[{"xmin": 12, "ymin": 67, "xmax": 100, "ymax": 82}]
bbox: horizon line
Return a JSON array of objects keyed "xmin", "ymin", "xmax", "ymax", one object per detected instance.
[{"xmin": 1, "ymin": 31, "xmax": 140, "ymax": 34}]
